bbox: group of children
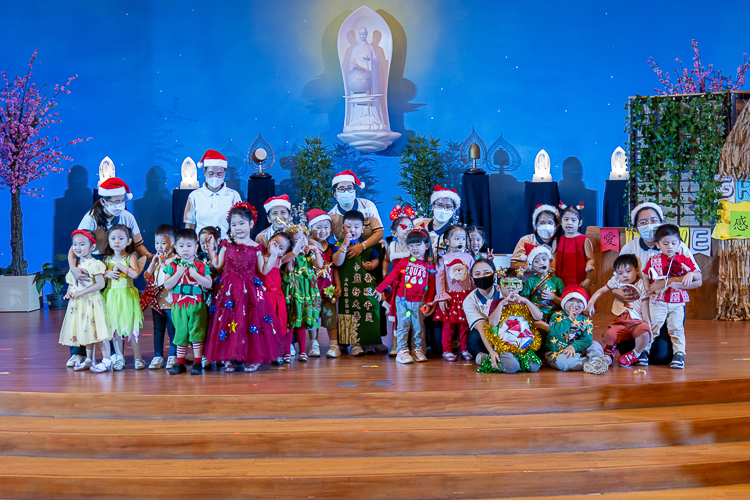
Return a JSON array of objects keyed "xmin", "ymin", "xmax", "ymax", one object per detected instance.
[{"xmin": 59, "ymin": 195, "xmax": 698, "ymax": 375}]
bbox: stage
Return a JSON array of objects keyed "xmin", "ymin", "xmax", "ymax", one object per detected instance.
[{"xmin": 0, "ymin": 310, "xmax": 750, "ymax": 499}]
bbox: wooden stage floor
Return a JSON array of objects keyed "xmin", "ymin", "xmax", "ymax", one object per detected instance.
[{"xmin": 1, "ymin": 310, "xmax": 750, "ymax": 499}]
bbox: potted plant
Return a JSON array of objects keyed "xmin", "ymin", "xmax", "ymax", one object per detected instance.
[
  {"xmin": 33, "ymin": 260, "xmax": 69, "ymax": 310},
  {"xmin": 0, "ymin": 51, "xmax": 89, "ymax": 312}
]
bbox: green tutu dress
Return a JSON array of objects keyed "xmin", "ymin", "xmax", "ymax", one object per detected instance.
[
  {"xmin": 283, "ymin": 253, "xmax": 322, "ymax": 329},
  {"xmin": 103, "ymin": 254, "xmax": 143, "ymax": 339}
]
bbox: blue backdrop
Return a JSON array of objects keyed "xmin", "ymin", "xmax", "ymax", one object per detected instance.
[{"xmin": 2, "ymin": 0, "xmax": 748, "ymax": 270}]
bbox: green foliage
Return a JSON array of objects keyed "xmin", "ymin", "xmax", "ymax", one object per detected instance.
[
  {"xmin": 33, "ymin": 262, "xmax": 67, "ymax": 296},
  {"xmin": 626, "ymin": 92, "xmax": 726, "ymax": 225},
  {"xmin": 291, "ymin": 136, "xmax": 335, "ymax": 211},
  {"xmin": 439, "ymin": 139, "xmax": 464, "ymax": 194},
  {"xmin": 395, "ymin": 134, "xmax": 445, "ymax": 217}
]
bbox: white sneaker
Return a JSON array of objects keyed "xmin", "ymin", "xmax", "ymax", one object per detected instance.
[
  {"xmin": 165, "ymin": 356, "xmax": 177, "ymax": 370},
  {"xmin": 290, "ymin": 343, "xmax": 297, "ymax": 357},
  {"xmin": 66, "ymin": 354, "xmax": 83, "ymax": 367},
  {"xmin": 412, "ymin": 349, "xmax": 428, "ymax": 362},
  {"xmin": 134, "ymin": 358, "xmax": 146, "ymax": 370},
  {"xmin": 309, "ymin": 340, "xmax": 321, "ymax": 357},
  {"xmin": 350, "ymin": 344, "xmax": 365, "ymax": 356},
  {"xmin": 326, "ymin": 344, "xmax": 341, "ymax": 358},
  {"xmin": 396, "ymin": 350, "xmax": 414, "ymax": 364},
  {"xmin": 149, "ymin": 356, "xmax": 164, "ymax": 370}
]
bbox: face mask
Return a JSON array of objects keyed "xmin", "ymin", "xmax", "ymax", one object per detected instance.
[
  {"xmin": 104, "ymin": 203, "xmax": 125, "ymax": 217},
  {"xmin": 536, "ymin": 224, "xmax": 555, "ymax": 239},
  {"xmin": 336, "ymin": 191, "xmax": 356, "ymax": 207},
  {"xmin": 433, "ymin": 208, "xmax": 453, "ymax": 223},
  {"xmin": 473, "ymin": 275, "xmax": 495, "ymax": 290},
  {"xmin": 205, "ymin": 177, "xmax": 224, "ymax": 189},
  {"xmin": 638, "ymin": 223, "xmax": 660, "ymax": 242}
]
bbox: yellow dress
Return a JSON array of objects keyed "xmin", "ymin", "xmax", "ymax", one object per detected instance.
[
  {"xmin": 58, "ymin": 258, "xmax": 112, "ymax": 346},
  {"xmin": 103, "ymin": 254, "xmax": 143, "ymax": 339}
]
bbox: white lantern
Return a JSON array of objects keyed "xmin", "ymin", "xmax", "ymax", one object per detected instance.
[
  {"xmin": 532, "ymin": 149, "xmax": 552, "ymax": 182},
  {"xmin": 180, "ymin": 157, "xmax": 199, "ymax": 189},
  {"xmin": 609, "ymin": 146, "xmax": 629, "ymax": 180},
  {"xmin": 98, "ymin": 156, "xmax": 115, "ymax": 187}
]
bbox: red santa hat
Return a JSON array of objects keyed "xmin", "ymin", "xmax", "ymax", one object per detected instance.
[
  {"xmin": 430, "ymin": 185, "xmax": 461, "ymax": 209},
  {"xmin": 98, "ymin": 177, "xmax": 133, "ymax": 200},
  {"xmin": 560, "ymin": 285, "xmax": 589, "ymax": 310},
  {"xmin": 630, "ymin": 202, "xmax": 664, "ymax": 226},
  {"xmin": 264, "ymin": 194, "xmax": 291, "ymax": 212},
  {"xmin": 306, "ymin": 208, "xmax": 332, "ymax": 228},
  {"xmin": 331, "ymin": 169, "xmax": 365, "ymax": 189},
  {"xmin": 446, "ymin": 258, "xmax": 465, "ymax": 267},
  {"xmin": 532, "ymin": 204, "xmax": 560, "ymax": 226},
  {"xmin": 527, "ymin": 246, "xmax": 552, "ymax": 266},
  {"xmin": 197, "ymin": 149, "xmax": 227, "ymax": 169}
]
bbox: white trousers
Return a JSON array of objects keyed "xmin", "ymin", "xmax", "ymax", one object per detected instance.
[{"xmin": 649, "ymin": 301, "xmax": 686, "ymax": 354}]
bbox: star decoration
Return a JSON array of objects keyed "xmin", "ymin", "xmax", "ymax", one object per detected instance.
[{"xmin": 229, "ymin": 321, "xmax": 238, "ymax": 333}]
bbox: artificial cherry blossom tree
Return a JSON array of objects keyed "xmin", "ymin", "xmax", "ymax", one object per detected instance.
[
  {"xmin": 0, "ymin": 51, "xmax": 89, "ymax": 275},
  {"xmin": 648, "ymin": 39, "xmax": 750, "ymax": 95}
]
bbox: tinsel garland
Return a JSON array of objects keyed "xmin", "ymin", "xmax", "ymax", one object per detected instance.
[
  {"xmin": 477, "ymin": 351, "xmax": 541, "ymax": 374},
  {"xmin": 717, "ymin": 239, "xmax": 750, "ymax": 321},
  {"xmin": 482, "ymin": 303, "xmax": 542, "ymax": 355}
]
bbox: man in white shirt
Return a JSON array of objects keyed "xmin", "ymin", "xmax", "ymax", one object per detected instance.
[
  {"xmin": 183, "ymin": 149, "xmax": 241, "ymax": 239},
  {"xmin": 255, "ymin": 195, "xmax": 292, "ymax": 248}
]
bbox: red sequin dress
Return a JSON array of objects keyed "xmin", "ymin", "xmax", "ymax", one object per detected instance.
[
  {"xmin": 205, "ymin": 240, "xmax": 279, "ymax": 364},
  {"xmin": 260, "ymin": 257, "xmax": 288, "ymax": 356}
]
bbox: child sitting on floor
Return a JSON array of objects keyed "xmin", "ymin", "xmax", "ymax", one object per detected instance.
[
  {"xmin": 642, "ymin": 224, "xmax": 698, "ymax": 369},
  {"xmin": 480, "ymin": 267, "xmax": 544, "ymax": 374},
  {"xmin": 586, "ymin": 254, "xmax": 651, "ymax": 367},
  {"xmin": 546, "ymin": 285, "xmax": 608, "ymax": 375}
]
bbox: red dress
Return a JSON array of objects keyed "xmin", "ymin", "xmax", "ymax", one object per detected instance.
[
  {"xmin": 260, "ymin": 257, "xmax": 288, "ymax": 356},
  {"xmin": 556, "ymin": 234, "xmax": 588, "ymax": 288},
  {"xmin": 205, "ymin": 241, "xmax": 279, "ymax": 364}
]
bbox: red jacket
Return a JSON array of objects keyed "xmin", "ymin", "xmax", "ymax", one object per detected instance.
[{"xmin": 376, "ymin": 258, "xmax": 435, "ymax": 304}]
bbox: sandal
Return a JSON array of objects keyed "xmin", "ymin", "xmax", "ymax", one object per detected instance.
[
  {"xmin": 244, "ymin": 363, "xmax": 260, "ymax": 372},
  {"xmin": 90, "ymin": 358, "xmax": 112, "ymax": 373},
  {"xmin": 298, "ymin": 352, "xmax": 308, "ymax": 362},
  {"xmin": 283, "ymin": 354, "xmax": 292, "ymax": 364},
  {"xmin": 134, "ymin": 358, "xmax": 146, "ymax": 370},
  {"xmin": 224, "ymin": 361, "xmax": 235, "ymax": 372}
]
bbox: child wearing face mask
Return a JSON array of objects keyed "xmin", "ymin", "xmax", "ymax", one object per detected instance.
[
  {"xmin": 306, "ymin": 209, "xmax": 338, "ymax": 358},
  {"xmin": 205, "ymin": 203, "xmax": 285, "ymax": 372},
  {"xmin": 332, "ymin": 210, "xmax": 381, "ymax": 357},
  {"xmin": 511, "ymin": 205, "xmax": 560, "ymax": 269},
  {"xmin": 481, "ymin": 267, "xmax": 543, "ymax": 374},
  {"xmin": 586, "ymin": 254, "xmax": 652, "ymax": 367},
  {"xmin": 467, "ymin": 226, "xmax": 493, "ymax": 260},
  {"xmin": 521, "ymin": 246, "xmax": 565, "ymax": 322},
  {"xmin": 383, "ymin": 208, "xmax": 416, "ymax": 356},
  {"xmin": 375, "ymin": 229, "xmax": 436, "ymax": 364},
  {"xmin": 434, "ymin": 225, "xmax": 475, "ymax": 361},
  {"xmin": 642, "ymin": 224, "xmax": 697, "ymax": 369},
  {"xmin": 545, "ymin": 285, "xmax": 608, "ymax": 375},
  {"xmin": 556, "ymin": 203, "xmax": 595, "ymax": 289}
]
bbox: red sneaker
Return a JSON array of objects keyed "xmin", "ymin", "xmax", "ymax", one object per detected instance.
[
  {"xmin": 618, "ymin": 350, "xmax": 639, "ymax": 367},
  {"xmin": 603, "ymin": 344, "xmax": 618, "ymax": 359}
]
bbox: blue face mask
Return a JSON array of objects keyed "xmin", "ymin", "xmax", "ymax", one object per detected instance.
[
  {"xmin": 638, "ymin": 223, "xmax": 660, "ymax": 242},
  {"xmin": 336, "ymin": 191, "xmax": 356, "ymax": 207}
]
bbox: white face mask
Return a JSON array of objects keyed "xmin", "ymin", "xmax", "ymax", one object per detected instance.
[
  {"xmin": 104, "ymin": 202, "xmax": 125, "ymax": 217},
  {"xmin": 336, "ymin": 191, "xmax": 356, "ymax": 207},
  {"xmin": 433, "ymin": 208, "xmax": 454, "ymax": 223},
  {"xmin": 638, "ymin": 223, "xmax": 660, "ymax": 242},
  {"xmin": 536, "ymin": 224, "xmax": 555, "ymax": 239},
  {"xmin": 205, "ymin": 177, "xmax": 224, "ymax": 189}
]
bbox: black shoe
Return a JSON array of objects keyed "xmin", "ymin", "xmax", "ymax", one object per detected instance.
[
  {"xmin": 191, "ymin": 363, "xmax": 203, "ymax": 375},
  {"xmin": 168, "ymin": 363, "xmax": 186, "ymax": 375}
]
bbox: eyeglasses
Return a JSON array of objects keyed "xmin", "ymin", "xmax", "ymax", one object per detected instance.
[
  {"xmin": 433, "ymin": 203, "xmax": 454, "ymax": 211},
  {"xmin": 499, "ymin": 279, "xmax": 522, "ymax": 290},
  {"xmin": 637, "ymin": 217, "xmax": 661, "ymax": 227},
  {"xmin": 336, "ymin": 186, "xmax": 356, "ymax": 193}
]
